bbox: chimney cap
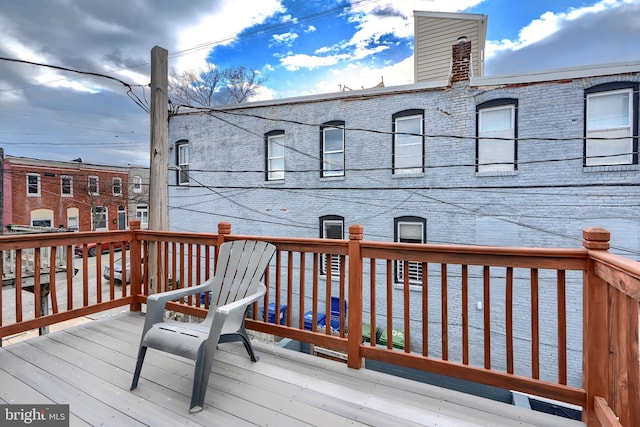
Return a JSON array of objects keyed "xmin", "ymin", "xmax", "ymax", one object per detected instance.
[{"xmin": 457, "ymin": 36, "xmax": 468, "ymax": 43}]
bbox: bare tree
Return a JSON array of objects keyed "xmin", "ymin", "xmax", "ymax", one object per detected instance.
[
  {"xmin": 169, "ymin": 63, "xmax": 223, "ymax": 107},
  {"xmin": 219, "ymin": 66, "xmax": 265, "ymax": 104},
  {"xmin": 169, "ymin": 64, "xmax": 265, "ymax": 107}
]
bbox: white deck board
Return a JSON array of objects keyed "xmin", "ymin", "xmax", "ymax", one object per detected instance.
[{"xmin": 0, "ymin": 312, "xmax": 585, "ymax": 427}]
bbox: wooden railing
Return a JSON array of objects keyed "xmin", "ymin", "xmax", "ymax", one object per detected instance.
[{"xmin": 0, "ymin": 221, "xmax": 637, "ymax": 426}]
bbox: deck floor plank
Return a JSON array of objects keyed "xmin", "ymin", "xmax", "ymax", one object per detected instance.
[{"xmin": 0, "ymin": 312, "xmax": 586, "ymax": 427}]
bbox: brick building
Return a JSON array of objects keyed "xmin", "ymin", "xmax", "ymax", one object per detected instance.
[
  {"xmin": 165, "ymin": 13, "xmax": 640, "ymax": 387},
  {"xmin": 2, "ymin": 155, "xmax": 130, "ymax": 232}
]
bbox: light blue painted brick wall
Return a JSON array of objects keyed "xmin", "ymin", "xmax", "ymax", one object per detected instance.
[{"xmin": 168, "ymin": 74, "xmax": 640, "ymax": 387}]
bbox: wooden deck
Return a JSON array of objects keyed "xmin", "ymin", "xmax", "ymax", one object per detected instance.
[{"xmin": 0, "ymin": 312, "xmax": 585, "ymax": 427}]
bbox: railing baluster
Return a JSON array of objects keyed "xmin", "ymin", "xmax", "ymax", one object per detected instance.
[
  {"xmin": 339, "ymin": 254, "xmax": 346, "ymax": 337},
  {"xmin": 557, "ymin": 269, "xmax": 567, "ymax": 384},
  {"xmin": 34, "ymin": 248, "xmax": 42, "ymax": 318},
  {"xmin": 286, "ymin": 251, "xmax": 293, "ymax": 327},
  {"xmin": 422, "ymin": 261, "xmax": 429, "ymax": 357},
  {"xmin": 66, "ymin": 246, "xmax": 74, "ymax": 309},
  {"xmin": 461, "ymin": 264, "xmax": 468, "ymax": 364},
  {"xmin": 531, "ymin": 268, "xmax": 540, "ymax": 379},
  {"xmin": 195, "ymin": 244, "xmax": 202, "ymax": 307},
  {"xmin": 506, "ymin": 266, "xmax": 514, "ymax": 374},
  {"xmin": 483, "ymin": 265, "xmax": 491, "ymax": 369},
  {"xmin": 403, "ymin": 262, "xmax": 411, "ymax": 353},
  {"xmin": 298, "ymin": 252, "xmax": 306, "ymax": 329},
  {"xmin": 387, "ymin": 259, "xmax": 394, "ymax": 350},
  {"xmin": 311, "ymin": 253, "xmax": 319, "ymax": 331},
  {"xmin": 170, "ymin": 241, "xmax": 176, "ymax": 293},
  {"xmin": 187, "ymin": 243, "xmax": 193, "ymax": 305},
  {"xmin": 49, "ymin": 246, "xmax": 59, "ymax": 314},
  {"xmin": 441, "ymin": 263, "xmax": 448, "ymax": 360},
  {"xmin": 278, "ymin": 251, "xmax": 293, "ymax": 324},
  {"xmin": 16, "ymin": 249, "xmax": 23, "ymax": 322},
  {"xmin": 325, "ymin": 254, "xmax": 332, "ymax": 336},
  {"xmin": 82, "ymin": 247, "xmax": 89, "ymax": 307},
  {"xmin": 370, "ymin": 258, "xmax": 377, "ymax": 347}
]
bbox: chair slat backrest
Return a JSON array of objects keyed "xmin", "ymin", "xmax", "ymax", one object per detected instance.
[{"xmin": 210, "ymin": 240, "xmax": 275, "ymax": 307}]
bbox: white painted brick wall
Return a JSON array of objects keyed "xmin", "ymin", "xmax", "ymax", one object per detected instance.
[{"xmin": 168, "ymin": 74, "xmax": 640, "ymax": 387}]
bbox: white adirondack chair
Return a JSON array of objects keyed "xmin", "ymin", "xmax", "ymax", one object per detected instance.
[{"xmin": 130, "ymin": 240, "xmax": 276, "ymax": 413}]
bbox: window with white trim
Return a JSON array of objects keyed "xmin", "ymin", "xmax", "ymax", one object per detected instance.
[
  {"xmin": 176, "ymin": 140, "xmax": 189, "ymax": 185},
  {"xmin": 477, "ymin": 99, "xmax": 517, "ymax": 172},
  {"xmin": 394, "ymin": 216, "xmax": 426, "ymax": 284},
  {"xmin": 61, "ymin": 175, "xmax": 72, "ymax": 196},
  {"xmin": 392, "ymin": 110, "xmax": 424, "ymax": 175},
  {"xmin": 91, "ymin": 206, "xmax": 108, "ymax": 230},
  {"xmin": 136, "ymin": 204, "xmax": 149, "ymax": 228},
  {"xmin": 31, "ymin": 208, "xmax": 53, "ymax": 227},
  {"xmin": 113, "ymin": 177, "xmax": 122, "ymax": 196},
  {"xmin": 585, "ymin": 83, "xmax": 638, "ymax": 166},
  {"xmin": 266, "ymin": 130, "xmax": 285, "ymax": 180},
  {"xmin": 88, "ymin": 176, "xmax": 99, "ymax": 195},
  {"xmin": 133, "ymin": 175, "xmax": 142, "ymax": 193},
  {"xmin": 320, "ymin": 215, "xmax": 344, "ymax": 276},
  {"xmin": 321, "ymin": 121, "xmax": 345, "ymax": 177},
  {"xmin": 27, "ymin": 174, "xmax": 40, "ymax": 196}
]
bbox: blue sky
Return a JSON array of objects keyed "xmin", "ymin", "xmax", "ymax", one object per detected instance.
[{"xmin": 0, "ymin": 0, "xmax": 638, "ymax": 165}]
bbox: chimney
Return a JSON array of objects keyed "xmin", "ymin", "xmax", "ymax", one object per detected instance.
[{"xmin": 451, "ymin": 36, "xmax": 472, "ymax": 83}]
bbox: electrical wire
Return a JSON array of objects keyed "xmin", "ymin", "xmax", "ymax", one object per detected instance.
[{"xmin": 0, "ymin": 57, "xmax": 150, "ymax": 113}]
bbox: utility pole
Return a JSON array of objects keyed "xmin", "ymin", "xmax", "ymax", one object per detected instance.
[{"xmin": 147, "ymin": 46, "xmax": 168, "ymax": 294}]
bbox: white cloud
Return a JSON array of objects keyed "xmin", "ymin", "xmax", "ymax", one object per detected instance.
[
  {"xmin": 35, "ymin": 71, "xmax": 100, "ymax": 93},
  {"xmin": 485, "ymin": 0, "xmax": 633, "ymax": 59},
  {"xmin": 272, "ymin": 32, "xmax": 299, "ymax": 46},
  {"xmin": 249, "ymin": 84, "xmax": 276, "ymax": 102},
  {"xmin": 175, "ymin": 0, "xmax": 284, "ymax": 72},
  {"xmin": 280, "ymin": 53, "xmax": 350, "ymax": 71},
  {"xmin": 306, "ymin": 25, "xmax": 317, "ymax": 33},
  {"xmin": 279, "ymin": 0, "xmax": 484, "ymax": 75}
]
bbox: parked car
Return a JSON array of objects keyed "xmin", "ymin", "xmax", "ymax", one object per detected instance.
[
  {"xmin": 103, "ymin": 258, "xmax": 130, "ymax": 284},
  {"xmin": 103, "ymin": 257, "xmax": 144, "ymax": 284},
  {"xmin": 74, "ymin": 241, "xmax": 128, "ymax": 257}
]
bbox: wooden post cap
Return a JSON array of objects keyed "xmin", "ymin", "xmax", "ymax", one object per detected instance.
[
  {"xmin": 218, "ymin": 221, "xmax": 231, "ymax": 235},
  {"xmin": 349, "ymin": 224, "xmax": 364, "ymax": 240},
  {"xmin": 583, "ymin": 227, "xmax": 610, "ymax": 250}
]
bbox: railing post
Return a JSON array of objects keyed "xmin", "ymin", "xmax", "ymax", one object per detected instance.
[
  {"xmin": 347, "ymin": 224, "xmax": 363, "ymax": 369},
  {"xmin": 215, "ymin": 222, "xmax": 231, "ymax": 269},
  {"xmin": 582, "ymin": 227, "xmax": 610, "ymax": 426},
  {"xmin": 217, "ymin": 222, "xmax": 231, "ymax": 246},
  {"xmin": 129, "ymin": 220, "xmax": 143, "ymax": 312}
]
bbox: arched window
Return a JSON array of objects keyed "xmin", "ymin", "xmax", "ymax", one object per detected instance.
[
  {"xmin": 476, "ymin": 99, "xmax": 518, "ymax": 172},
  {"xmin": 584, "ymin": 82, "xmax": 638, "ymax": 166},
  {"xmin": 392, "ymin": 109, "xmax": 424, "ymax": 175},
  {"xmin": 394, "ymin": 216, "xmax": 426, "ymax": 285},
  {"xmin": 320, "ymin": 121, "xmax": 345, "ymax": 177},
  {"xmin": 265, "ymin": 130, "xmax": 285, "ymax": 180}
]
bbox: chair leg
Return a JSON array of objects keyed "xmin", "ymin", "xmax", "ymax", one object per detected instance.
[
  {"xmin": 219, "ymin": 326, "xmax": 259, "ymax": 362},
  {"xmin": 237, "ymin": 328, "xmax": 259, "ymax": 362},
  {"xmin": 189, "ymin": 348, "xmax": 215, "ymax": 414},
  {"xmin": 130, "ymin": 346, "xmax": 147, "ymax": 390}
]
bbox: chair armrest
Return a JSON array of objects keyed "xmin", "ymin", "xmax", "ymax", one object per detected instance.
[
  {"xmin": 147, "ymin": 279, "xmax": 213, "ymax": 306},
  {"xmin": 143, "ymin": 278, "xmax": 215, "ymax": 331},
  {"xmin": 217, "ymin": 283, "xmax": 266, "ymax": 316}
]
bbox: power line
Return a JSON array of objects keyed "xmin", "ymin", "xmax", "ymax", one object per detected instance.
[
  {"xmin": 179, "ymin": 104, "xmax": 639, "ymax": 143},
  {"xmin": 168, "ymin": 167, "xmax": 640, "ymax": 257},
  {"xmin": 0, "ymin": 56, "xmax": 150, "ymax": 113},
  {"xmin": 168, "ymin": 0, "xmax": 379, "ymax": 59}
]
